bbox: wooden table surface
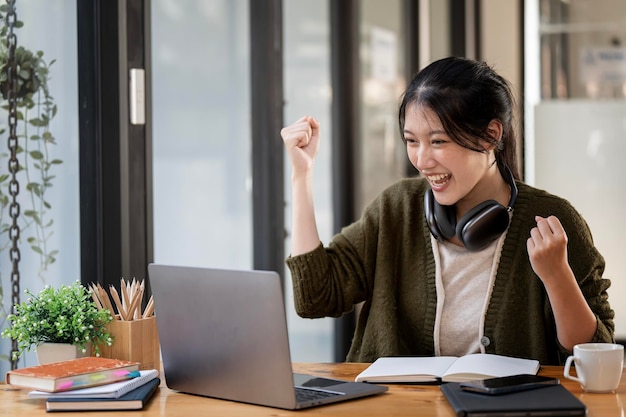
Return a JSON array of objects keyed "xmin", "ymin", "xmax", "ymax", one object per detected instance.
[{"xmin": 1, "ymin": 363, "xmax": 624, "ymax": 416}]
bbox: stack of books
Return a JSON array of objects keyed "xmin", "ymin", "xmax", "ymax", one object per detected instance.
[{"xmin": 5, "ymin": 357, "xmax": 160, "ymax": 411}]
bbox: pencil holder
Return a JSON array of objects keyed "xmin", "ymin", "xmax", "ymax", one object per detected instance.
[{"xmin": 98, "ymin": 316, "xmax": 160, "ymax": 373}]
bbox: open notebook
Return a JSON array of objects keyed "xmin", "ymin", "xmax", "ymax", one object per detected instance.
[
  {"xmin": 355, "ymin": 354, "xmax": 540, "ymax": 383},
  {"xmin": 148, "ymin": 264, "xmax": 387, "ymax": 410}
]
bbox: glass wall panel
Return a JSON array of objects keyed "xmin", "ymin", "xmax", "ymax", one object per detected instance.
[
  {"xmin": 538, "ymin": 0, "xmax": 626, "ymax": 99},
  {"xmin": 283, "ymin": 0, "xmax": 333, "ymax": 362},
  {"xmin": 0, "ymin": 1, "xmax": 80, "ymax": 372},
  {"xmin": 151, "ymin": 0, "xmax": 252, "ymax": 269},
  {"xmin": 526, "ymin": 0, "xmax": 626, "ymax": 339},
  {"xmin": 359, "ymin": 0, "xmax": 407, "ymax": 210}
]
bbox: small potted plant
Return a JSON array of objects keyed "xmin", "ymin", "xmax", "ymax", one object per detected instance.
[{"xmin": 1, "ymin": 281, "xmax": 114, "ymax": 363}]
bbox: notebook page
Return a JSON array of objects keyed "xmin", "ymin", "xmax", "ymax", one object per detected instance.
[
  {"xmin": 442, "ymin": 354, "xmax": 539, "ymax": 382},
  {"xmin": 355, "ymin": 356, "xmax": 458, "ymax": 382}
]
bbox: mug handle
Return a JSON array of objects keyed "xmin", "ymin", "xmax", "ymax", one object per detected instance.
[{"xmin": 563, "ymin": 355, "xmax": 583, "ymax": 384}]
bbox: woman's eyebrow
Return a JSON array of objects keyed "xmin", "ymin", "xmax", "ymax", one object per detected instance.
[
  {"xmin": 428, "ymin": 129, "xmax": 446, "ymax": 136},
  {"xmin": 403, "ymin": 128, "xmax": 446, "ymax": 136}
]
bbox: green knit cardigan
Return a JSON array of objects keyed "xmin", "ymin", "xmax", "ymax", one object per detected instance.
[{"xmin": 286, "ymin": 178, "xmax": 615, "ymax": 365}]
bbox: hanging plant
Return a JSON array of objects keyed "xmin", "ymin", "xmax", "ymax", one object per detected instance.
[
  {"xmin": 0, "ymin": 43, "xmax": 42, "ymax": 100},
  {"xmin": 0, "ymin": 6, "xmax": 62, "ymax": 281},
  {"xmin": 0, "ymin": 2, "xmax": 64, "ymax": 368}
]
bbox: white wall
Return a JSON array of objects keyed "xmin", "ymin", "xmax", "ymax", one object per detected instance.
[{"xmin": 534, "ymin": 100, "xmax": 626, "ymax": 338}]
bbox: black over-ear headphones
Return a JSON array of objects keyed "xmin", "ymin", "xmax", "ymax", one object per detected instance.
[{"xmin": 424, "ymin": 165, "xmax": 518, "ymax": 251}]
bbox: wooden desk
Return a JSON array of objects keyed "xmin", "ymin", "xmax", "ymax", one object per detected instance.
[{"xmin": 2, "ymin": 364, "xmax": 624, "ymax": 416}]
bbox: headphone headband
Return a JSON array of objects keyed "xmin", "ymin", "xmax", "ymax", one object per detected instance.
[{"xmin": 502, "ymin": 164, "xmax": 518, "ymax": 211}]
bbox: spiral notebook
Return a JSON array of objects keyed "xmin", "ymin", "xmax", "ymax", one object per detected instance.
[{"xmin": 28, "ymin": 369, "xmax": 159, "ymax": 399}]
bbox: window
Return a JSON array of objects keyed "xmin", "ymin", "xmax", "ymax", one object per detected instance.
[
  {"xmin": 151, "ymin": 1, "xmax": 253, "ymax": 268},
  {"xmin": 525, "ymin": 0, "xmax": 626, "ymax": 339}
]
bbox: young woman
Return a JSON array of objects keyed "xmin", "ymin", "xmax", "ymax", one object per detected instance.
[{"xmin": 280, "ymin": 57, "xmax": 614, "ymax": 365}]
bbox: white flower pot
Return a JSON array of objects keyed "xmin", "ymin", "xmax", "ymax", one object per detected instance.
[{"xmin": 35, "ymin": 342, "xmax": 91, "ymax": 364}]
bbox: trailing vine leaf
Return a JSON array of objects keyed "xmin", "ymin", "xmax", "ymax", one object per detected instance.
[{"xmin": 29, "ymin": 150, "xmax": 43, "ymax": 159}]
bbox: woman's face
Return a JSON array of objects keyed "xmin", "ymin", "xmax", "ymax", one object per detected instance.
[{"xmin": 403, "ymin": 104, "xmax": 498, "ymax": 212}]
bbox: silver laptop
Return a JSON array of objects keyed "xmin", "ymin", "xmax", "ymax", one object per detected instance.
[{"xmin": 148, "ymin": 263, "xmax": 387, "ymax": 410}]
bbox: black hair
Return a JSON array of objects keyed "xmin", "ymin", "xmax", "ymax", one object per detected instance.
[{"xmin": 399, "ymin": 57, "xmax": 520, "ymax": 180}]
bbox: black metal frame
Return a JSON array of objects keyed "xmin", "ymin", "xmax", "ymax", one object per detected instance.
[
  {"xmin": 518, "ymin": 0, "xmax": 525, "ymax": 178},
  {"xmin": 77, "ymin": 0, "xmax": 122, "ymax": 288},
  {"xmin": 330, "ymin": 0, "xmax": 360, "ymax": 362},
  {"xmin": 250, "ymin": 0, "xmax": 285, "ymax": 275},
  {"xmin": 77, "ymin": 0, "xmax": 151, "ymax": 291},
  {"xmin": 403, "ymin": 0, "xmax": 420, "ymax": 177},
  {"xmin": 450, "ymin": 0, "xmax": 481, "ymax": 59},
  {"xmin": 450, "ymin": 0, "xmax": 467, "ymax": 57}
]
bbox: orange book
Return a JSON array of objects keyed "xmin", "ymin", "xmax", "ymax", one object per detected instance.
[{"xmin": 5, "ymin": 357, "xmax": 140, "ymax": 392}]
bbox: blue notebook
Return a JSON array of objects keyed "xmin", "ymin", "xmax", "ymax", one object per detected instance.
[
  {"xmin": 440, "ymin": 382, "xmax": 586, "ymax": 417},
  {"xmin": 45, "ymin": 377, "xmax": 160, "ymax": 412}
]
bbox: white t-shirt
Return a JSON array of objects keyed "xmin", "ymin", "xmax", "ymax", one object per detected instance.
[{"xmin": 431, "ymin": 233, "xmax": 506, "ymax": 357}]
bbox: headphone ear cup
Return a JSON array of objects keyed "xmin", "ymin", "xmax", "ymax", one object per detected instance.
[
  {"xmin": 429, "ymin": 191, "xmax": 457, "ymax": 239},
  {"xmin": 456, "ymin": 200, "xmax": 510, "ymax": 251},
  {"xmin": 424, "ymin": 190, "xmax": 443, "ymax": 241},
  {"xmin": 424, "ymin": 190, "xmax": 451, "ymax": 241}
]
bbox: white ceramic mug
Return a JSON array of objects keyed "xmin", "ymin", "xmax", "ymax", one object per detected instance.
[{"xmin": 563, "ymin": 343, "xmax": 624, "ymax": 393}]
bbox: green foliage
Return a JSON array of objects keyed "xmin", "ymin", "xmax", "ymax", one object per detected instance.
[{"xmin": 1, "ymin": 282, "xmax": 113, "ymax": 361}]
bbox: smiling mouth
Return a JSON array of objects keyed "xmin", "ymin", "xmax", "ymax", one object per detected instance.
[{"xmin": 426, "ymin": 174, "xmax": 451, "ymax": 187}]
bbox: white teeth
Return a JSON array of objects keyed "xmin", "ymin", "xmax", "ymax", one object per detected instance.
[{"xmin": 427, "ymin": 174, "xmax": 449, "ymax": 185}]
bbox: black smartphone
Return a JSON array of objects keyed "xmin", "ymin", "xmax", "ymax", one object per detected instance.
[{"xmin": 459, "ymin": 374, "xmax": 559, "ymax": 395}]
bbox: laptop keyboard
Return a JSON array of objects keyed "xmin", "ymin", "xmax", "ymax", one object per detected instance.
[{"xmin": 295, "ymin": 386, "xmax": 344, "ymax": 403}]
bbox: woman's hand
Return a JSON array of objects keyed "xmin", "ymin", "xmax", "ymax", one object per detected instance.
[
  {"xmin": 527, "ymin": 215, "xmax": 570, "ymax": 284},
  {"xmin": 280, "ymin": 115, "xmax": 320, "ymax": 175},
  {"xmin": 527, "ymin": 215, "xmax": 597, "ymax": 350},
  {"xmin": 281, "ymin": 116, "xmax": 322, "ymax": 255}
]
